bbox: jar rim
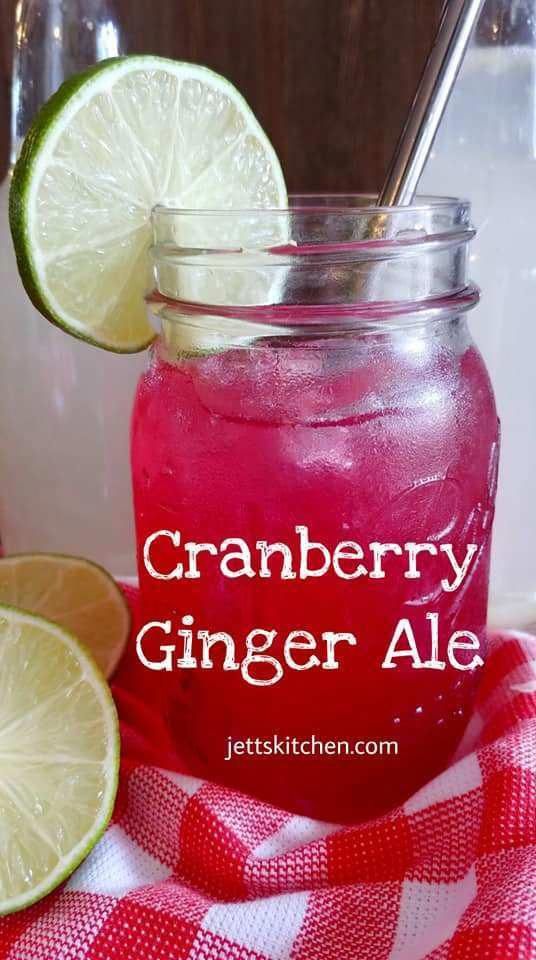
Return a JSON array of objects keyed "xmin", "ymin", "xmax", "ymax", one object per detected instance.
[
  {"xmin": 150, "ymin": 193, "xmax": 475, "ymax": 320},
  {"xmin": 153, "ymin": 193, "xmax": 470, "ymax": 218},
  {"xmin": 151, "ymin": 193, "xmax": 474, "ymax": 262}
]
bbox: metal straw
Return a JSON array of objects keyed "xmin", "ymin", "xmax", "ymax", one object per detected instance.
[{"xmin": 378, "ymin": 0, "xmax": 485, "ymax": 208}]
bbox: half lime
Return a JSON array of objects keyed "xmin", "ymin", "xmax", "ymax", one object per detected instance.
[
  {"xmin": 0, "ymin": 553, "xmax": 130, "ymax": 678},
  {"xmin": 0, "ymin": 605, "xmax": 119, "ymax": 915}
]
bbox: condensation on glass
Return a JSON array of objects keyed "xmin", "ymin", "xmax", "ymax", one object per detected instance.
[{"xmin": 420, "ymin": 0, "xmax": 536, "ymax": 628}]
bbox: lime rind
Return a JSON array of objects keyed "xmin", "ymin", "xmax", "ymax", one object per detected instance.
[{"xmin": 0, "ymin": 603, "xmax": 119, "ymax": 916}]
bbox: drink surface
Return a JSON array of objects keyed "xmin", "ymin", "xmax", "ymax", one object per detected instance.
[{"xmin": 132, "ymin": 318, "xmax": 498, "ymax": 822}]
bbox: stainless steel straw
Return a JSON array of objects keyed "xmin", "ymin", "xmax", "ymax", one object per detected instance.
[{"xmin": 378, "ymin": 0, "xmax": 486, "ymax": 208}]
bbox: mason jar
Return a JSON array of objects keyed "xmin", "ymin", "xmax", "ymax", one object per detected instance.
[
  {"xmin": 0, "ymin": 0, "xmax": 141, "ymax": 576},
  {"xmin": 420, "ymin": 0, "xmax": 536, "ymax": 629},
  {"xmin": 131, "ymin": 196, "xmax": 499, "ymax": 823}
]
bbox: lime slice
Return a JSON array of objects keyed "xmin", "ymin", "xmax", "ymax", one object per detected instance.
[
  {"xmin": 0, "ymin": 605, "xmax": 119, "ymax": 915},
  {"xmin": 0, "ymin": 554, "xmax": 130, "ymax": 679},
  {"xmin": 9, "ymin": 55, "xmax": 287, "ymax": 353}
]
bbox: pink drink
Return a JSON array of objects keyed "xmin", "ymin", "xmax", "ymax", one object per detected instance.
[{"xmin": 132, "ymin": 308, "xmax": 498, "ymax": 822}]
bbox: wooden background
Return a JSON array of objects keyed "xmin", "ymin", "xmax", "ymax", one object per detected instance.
[{"xmin": 0, "ymin": 0, "xmax": 443, "ymax": 191}]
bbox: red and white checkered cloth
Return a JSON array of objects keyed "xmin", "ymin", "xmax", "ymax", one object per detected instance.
[{"xmin": 1, "ymin": 611, "xmax": 536, "ymax": 959}]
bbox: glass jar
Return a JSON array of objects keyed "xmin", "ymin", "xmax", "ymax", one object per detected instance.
[
  {"xmin": 420, "ymin": 0, "xmax": 536, "ymax": 629},
  {"xmin": 131, "ymin": 197, "xmax": 499, "ymax": 823},
  {"xmin": 0, "ymin": 0, "xmax": 143, "ymax": 576}
]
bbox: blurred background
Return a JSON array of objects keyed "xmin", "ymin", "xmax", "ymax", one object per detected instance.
[
  {"xmin": 2, "ymin": 0, "xmax": 535, "ymax": 621},
  {"xmin": 0, "ymin": 0, "xmax": 444, "ymax": 190}
]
